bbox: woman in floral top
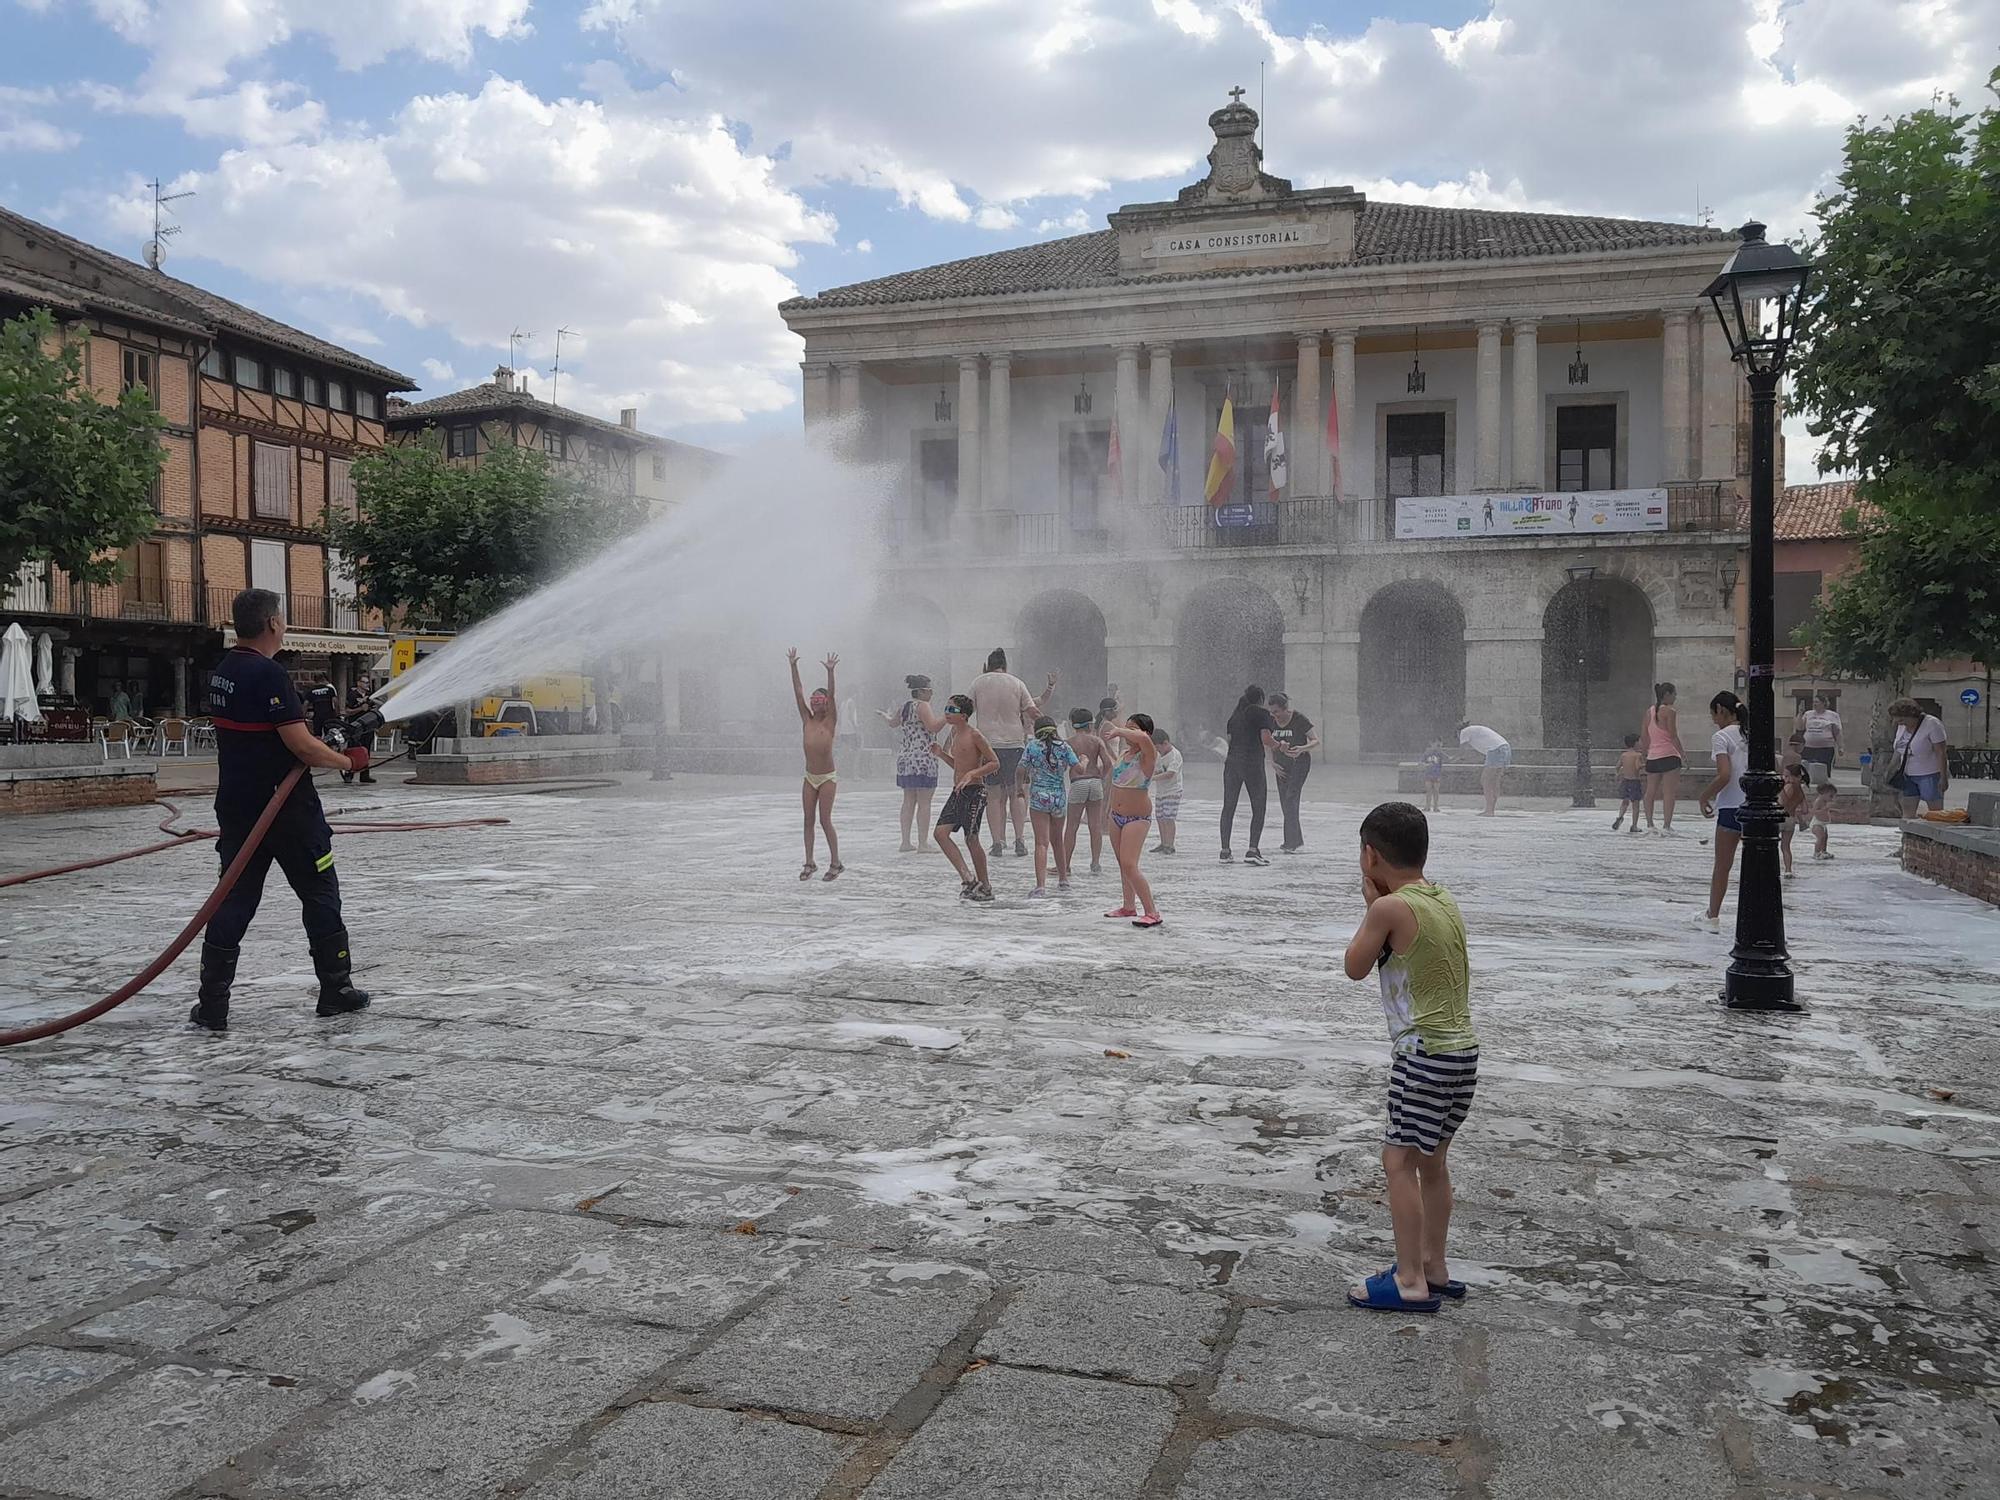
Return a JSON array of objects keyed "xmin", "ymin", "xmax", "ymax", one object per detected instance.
[{"xmin": 881, "ymin": 674, "xmax": 947, "ymax": 851}]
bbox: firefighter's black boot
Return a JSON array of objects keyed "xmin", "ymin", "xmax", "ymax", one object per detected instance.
[
  {"xmin": 310, "ymin": 930, "xmax": 372, "ymax": 1017},
  {"xmin": 190, "ymin": 941, "xmax": 236, "ymax": 1032}
]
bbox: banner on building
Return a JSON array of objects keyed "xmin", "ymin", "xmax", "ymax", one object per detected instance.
[{"xmin": 1394, "ymin": 488, "xmax": 1669, "ymax": 540}]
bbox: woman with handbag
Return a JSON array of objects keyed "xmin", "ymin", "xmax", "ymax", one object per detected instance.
[{"xmin": 1887, "ymin": 699, "xmax": 1949, "ymax": 816}]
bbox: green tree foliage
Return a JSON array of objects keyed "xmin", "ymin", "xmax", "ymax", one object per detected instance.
[
  {"xmin": 0, "ymin": 308, "xmax": 167, "ymax": 587},
  {"xmin": 328, "ymin": 433, "xmax": 646, "ymax": 630},
  {"xmin": 1791, "ymin": 73, "xmax": 2000, "ymax": 682}
]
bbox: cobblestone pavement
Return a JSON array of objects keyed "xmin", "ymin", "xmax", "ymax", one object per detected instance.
[{"xmin": 2, "ymin": 775, "xmax": 1998, "ymax": 1499}]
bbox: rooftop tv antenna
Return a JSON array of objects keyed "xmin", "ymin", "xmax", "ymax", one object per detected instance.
[
  {"xmin": 142, "ymin": 179, "xmax": 194, "ymax": 270},
  {"xmin": 551, "ymin": 326, "xmax": 576, "ymax": 407},
  {"xmin": 508, "ymin": 328, "xmax": 533, "ymax": 375},
  {"xmin": 1695, "ymin": 182, "xmax": 1713, "ymax": 227}
]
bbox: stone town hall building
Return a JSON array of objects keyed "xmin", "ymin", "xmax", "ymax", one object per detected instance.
[{"xmin": 779, "ymin": 96, "xmax": 1749, "ymax": 759}]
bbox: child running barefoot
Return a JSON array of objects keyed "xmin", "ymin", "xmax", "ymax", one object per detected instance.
[
  {"xmin": 1612, "ymin": 734, "xmax": 1645, "ymax": 832},
  {"xmin": 1342, "ymin": 802, "xmax": 1478, "ymax": 1316},
  {"xmin": 1020, "ymin": 716, "xmax": 1079, "ymax": 895},
  {"xmin": 1150, "ymin": 727, "xmax": 1183, "ymax": 854},
  {"xmin": 1811, "ymin": 777, "xmax": 1838, "ymax": 860},
  {"xmin": 1779, "ymin": 762, "xmax": 1809, "ymax": 878},
  {"xmin": 931, "ymin": 695, "xmax": 999, "ymax": 902},
  {"xmin": 1420, "ymin": 739, "xmax": 1445, "ymax": 813},
  {"xmin": 1102, "ymin": 715, "xmax": 1163, "ymax": 927},
  {"xmin": 788, "ymin": 648, "xmax": 842, "ymax": 881}
]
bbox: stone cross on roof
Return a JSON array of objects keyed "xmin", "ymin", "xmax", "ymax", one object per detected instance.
[{"xmin": 1228, "ymin": 85, "xmax": 1246, "ymax": 103}]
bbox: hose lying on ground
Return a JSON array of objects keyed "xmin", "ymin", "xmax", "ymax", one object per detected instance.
[{"xmin": 0, "ymin": 766, "xmax": 510, "ymax": 1047}]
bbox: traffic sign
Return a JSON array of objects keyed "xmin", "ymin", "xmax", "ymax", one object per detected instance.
[{"xmin": 1962, "ymin": 688, "xmax": 1981, "ymax": 707}]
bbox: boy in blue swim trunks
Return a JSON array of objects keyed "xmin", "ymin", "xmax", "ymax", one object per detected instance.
[
  {"xmin": 1019, "ymin": 715, "xmax": 1080, "ymax": 896},
  {"xmin": 1342, "ymin": 801, "xmax": 1477, "ymax": 1315}
]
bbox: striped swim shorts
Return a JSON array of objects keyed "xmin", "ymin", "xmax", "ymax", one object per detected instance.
[{"xmin": 1384, "ymin": 1042, "xmax": 1479, "ymax": 1155}]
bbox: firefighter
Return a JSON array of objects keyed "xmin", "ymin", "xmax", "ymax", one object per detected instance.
[{"xmin": 191, "ymin": 589, "xmax": 373, "ymax": 1032}]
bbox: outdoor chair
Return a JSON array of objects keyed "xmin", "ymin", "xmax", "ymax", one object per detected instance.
[
  {"xmin": 190, "ymin": 717, "xmax": 215, "ymax": 752},
  {"xmin": 100, "ymin": 721, "xmax": 132, "ymax": 760},
  {"xmin": 128, "ymin": 717, "xmax": 157, "ymax": 753},
  {"xmin": 157, "ymin": 718, "xmax": 190, "ymax": 756}
]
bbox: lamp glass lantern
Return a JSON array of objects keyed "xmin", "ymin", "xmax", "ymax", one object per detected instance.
[
  {"xmin": 1074, "ymin": 378, "xmax": 1092, "ymax": 416},
  {"xmin": 1567, "ymin": 319, "xmax": 1589, "ymax": 386},
  {"xmin": 1406, "ymin": 328, "xmax": 1425, "ymax": 395},
  {"xmin": 934, "ymin": 388, "xmax": 952, "ymax": 422},
  {"xmin": 1700, "ymin": 221, "xmax": 1812, "ymax": 378},
  {"xmin": 1291, "ymin": 563, "xmax": 1312, "ymax": 615}
]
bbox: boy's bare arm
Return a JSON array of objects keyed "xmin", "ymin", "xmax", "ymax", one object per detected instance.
[
  {"xmin": 1343, "ymin": 889, "xmax": 1415, "ymax": 981},
  {"xmin": 822, "ymin": 655, "xmax": 839, "ymax": 727},
  {"xmin": 787, "ymin": 648, "xmax": 808, "ymax": 720}
]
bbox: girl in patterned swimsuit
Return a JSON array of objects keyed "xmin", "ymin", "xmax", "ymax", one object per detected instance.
[
  {"xmin": 1101, "ymin": 715, "xmax": 1163, "ymax": 928},
  {"xmin": 1018, "ymin": 716, "xmax": 1080, "ymax": 897}
]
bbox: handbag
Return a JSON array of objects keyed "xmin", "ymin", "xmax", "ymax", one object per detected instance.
[{"xmin": 1886, "ymin": 724, "xmax": 1919, "ymax": 795}]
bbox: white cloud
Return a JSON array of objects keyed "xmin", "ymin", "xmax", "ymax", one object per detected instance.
[
  {"xmin": 853, "ymin": 238, "xmax": 874, "ymax": 253},
  {"xmin": 420, "ymin": 357, "xmax": 457, "ymax": 385},
  {"xmin": 1033, "ymin": 208, "xmax": 1094, "ymax": 235},
  {"xmin": 78, "ymin": 78, "xmax": 834, "ymax": 428},
  {"xmin": 0, "ymin": 84, "xmax": 78, "ymax": 152},
  {"xmin": 973, "ymin": 203, "xmax": 1020, "ymax": 231}
]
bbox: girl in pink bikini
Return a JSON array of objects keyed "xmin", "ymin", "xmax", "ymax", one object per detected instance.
[
  {"xmin": 1639, "ymin": 682, "xmax": 1684, "ymax": 835},
  {"xmin": 1101, "ymin": 714, "xmax": 1163, "ymax": 928}
]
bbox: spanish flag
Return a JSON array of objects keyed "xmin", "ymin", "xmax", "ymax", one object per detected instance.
[{"xmin": 1204, "ymin": 396, "xmax": 1236, "ymax": 506}]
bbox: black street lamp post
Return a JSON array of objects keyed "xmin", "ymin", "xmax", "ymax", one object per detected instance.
[
  {"xmin": 1566, "ymin": 558, "xmax": 1596, "ymax": 808},
  {"xmin": 1702, "ymin": 221, "xmax": 1812, "ymax": 1012}
]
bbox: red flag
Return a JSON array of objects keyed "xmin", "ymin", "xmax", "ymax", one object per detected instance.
[
  {"xmin": 1266, "ymin": 384, "xmax": 1286, "ymax": 500},
  {"xmin": 1325, "ymin": 381, "xmax": 1342, "ymax": 497},
  {"xmin": 1105, "ymin": 421, "xmax": 1122, "ymax": 487}
]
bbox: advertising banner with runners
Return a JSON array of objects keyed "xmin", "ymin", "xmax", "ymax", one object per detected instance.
[{"xmin": 1395, "ymin": 488, "xmax": 1669, "ymax": 539}]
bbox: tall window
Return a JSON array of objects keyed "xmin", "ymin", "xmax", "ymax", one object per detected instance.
[
  {"xmin": 651, "ymin": 454, "xmax": 666, "ymax": 481},
  {"xmin": 326, "ymin": 379, "xmax": 348, "ymax": 411},
  {"xmin": 272, "ymin": 366, "xmax": 298, "ymax": 398},
  {"xmin": 249, "ymin": 538, "xmax": 286, "ymax": 597},
  {"xmin": 917, "ymin": 437, "xmax": 958, "ymax": 537},
  {"xmin": 253, "ymin": 441, "xmax": 293, "ymax": 520},
  {"xmin": 1555, "ymin": 404, "xmax": 1617, "ymax": 491},
  {"xmin": 354, "ymin": 389, "xmax": 379, "ymax": 419},
  {"xmin": 233, "ymin": 353, "xmax": 262, "ymax": 389},
  {"xmin": 201, "ymin": 346, "xmax": 226, "ymax": 379},
  {"xmin": 121, "ymin": 348, "xmax": 155, "ymax": 400},
  {"xmin": 1386, "ymin": 412, "xmax": 1448, "ymax": 497},
  {"xmin": 302, "ymin": 372, "xmax": 324, "ymax": 405},
  {"xmin": 543, "ymin": 430, "xmax": 566, "ymax": 460},
  {"xmin": 1062, "ymin": 426, "xmax": 1112, "ymax": 530},
  {"xmin": 449, "ymin": 426, "xmax": 478, "ymax": 459},
  {"xmin": 123, "ymin": 540, "xmax": 166, "ymax": 612},
  {"xmin": 328, "ymin": 547, "xmax": 359, "ymax": 631},
  {"xmin": 327, "ymin": 458, "xmax": 356, "ymax": 516}
]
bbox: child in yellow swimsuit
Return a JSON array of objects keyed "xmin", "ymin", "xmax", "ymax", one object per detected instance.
[{"xmin": 789, "ymin": 648, "xmax": 842, "ymax": 881}]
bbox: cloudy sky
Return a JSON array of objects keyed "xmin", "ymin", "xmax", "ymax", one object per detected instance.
[{"xmin": 3, "ymin": 0, "xmax": 1993, "ymax": 475}]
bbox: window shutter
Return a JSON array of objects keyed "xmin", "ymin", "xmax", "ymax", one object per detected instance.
[{"xmin": 253, "ymin": 442, "xmax": 294, "ymax": 520}]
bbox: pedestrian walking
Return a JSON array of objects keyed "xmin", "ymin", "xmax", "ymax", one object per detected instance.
[
  {"xmin": 1101, "ymin": 715, "xmax": 1162, "ymax": 926},
  {"xmin": 1798, "ymin": 691, "xmax": 1841, "ymax": 778},
  {"xmin": 1062, "ymin": 707, "xmax": 1111, "ymax": 875},
  {"xmin": 1268, "ymin": 692, "xmax": 1319, "ymax": 853},
  {"xmin": 1221, "ymin": 685, "xmax": 1278, "ymax": 864},
  {"xmin": 1150, "ymin": 726, "xmax": 1183, "ymax": 854},
  {"xmin": 931, "ymin": 694, "xmax": 999, "ymax": 902},
  {"xmin": 879, "ymin": 674, "xmax": 945, "ymax": 851},
  {"xmin": 1611, "ymin": 734, "xmax": 1645, "ymax": 832},
  {"xmin": 1697, "ymin": 690, "xmax": 1749, "ymax": 931},
  {"xmin": 1019, "ymin": 716, "xmax": 1079, "ymax": 895},
  {"xmin": 1640, "ymin": 683, "xmax": 1683, "ymax": 834},
  {"xmin": 1887, "ymin": 699, "xmax": 1949, "ymax": 815},
  {"xmin": 969, "ymin": 648, "xmax": 1056, "ymax": 861}
]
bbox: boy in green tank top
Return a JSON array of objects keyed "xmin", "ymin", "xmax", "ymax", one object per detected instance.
[{"xmin": 1341, "ymin": 801, "xmax": 1478, "ymax": 1315}]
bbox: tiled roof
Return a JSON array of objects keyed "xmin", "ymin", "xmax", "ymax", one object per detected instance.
[
  {"xmin": 388, "ymin": 380, "xmax": 720, "ymax": 459},
  {"xmin": 0, "ymin": 202, "xmax": 414, "ymax": 388},
  {"xmin": 781, "ymin": 204, "xmax": 1733, "ymax": 312},
  {"xmin": 1773, "ymin": 480, "xmax": 1873, "ymax": 541}
]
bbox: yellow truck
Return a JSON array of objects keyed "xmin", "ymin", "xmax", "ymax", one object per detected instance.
[{"xmin": 386, "ymin": 635, "xmax": 599, "ymax": 736}]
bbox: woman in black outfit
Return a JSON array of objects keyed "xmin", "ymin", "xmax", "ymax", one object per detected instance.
[
  {"xmin": 1221, "ymin": 685, "xmax": 1278, "ymax": 865},
  {"xmin": 1267, "ymin": 693, "xmax": 1320, "ymax": 852}
]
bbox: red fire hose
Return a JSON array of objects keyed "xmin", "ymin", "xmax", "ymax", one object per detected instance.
[{"xmin": 0, "ymin": 767, "xmax": 509, "ymax": 1047}]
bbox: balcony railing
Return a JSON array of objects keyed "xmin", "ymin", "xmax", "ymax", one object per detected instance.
[
  {"xmin": 1, "ymin": 567, "xmax": 372, "ymax": 635},
  {"xmin": 1664, "ymin": 481, "xmax": 1742, "ymax": 533},
  {"xmin": 204, "ymin": 587, "xmax": 345, "ymax": 633}
]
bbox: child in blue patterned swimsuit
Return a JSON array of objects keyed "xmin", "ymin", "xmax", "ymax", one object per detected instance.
[{"xmin": 1019, "ymin": 716, "xmax": 1080, "ymax": 896}]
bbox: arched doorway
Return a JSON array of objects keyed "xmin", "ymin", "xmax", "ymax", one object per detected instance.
[
  {"xmin": 1175, "ymin": 579, "xmax": 1285, "ymax": 756},
  {"xmin": 1541, "ymin": 575, "xmax": 1654, "ymax": 747},
  {"xmin": 1015, "ymin": 590, "xmax": 1108, "ymax": 720},
  {"xmin": 859, "ymin": 592, "xmax": 950, "ymax": 747},
  {"xmin": 1358, "ymin": 581, "xmax": 1467, "ymax": 754}
]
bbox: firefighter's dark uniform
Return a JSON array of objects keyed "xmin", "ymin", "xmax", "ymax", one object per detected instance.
[{"xmin": 191, "ymin": 646, "xmax": 368, "ymax": 1030}]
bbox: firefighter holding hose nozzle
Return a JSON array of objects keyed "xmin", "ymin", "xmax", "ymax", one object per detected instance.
[{"xmin": 192, "ymin": 588, "xmax": 374, "ymax": 1032}]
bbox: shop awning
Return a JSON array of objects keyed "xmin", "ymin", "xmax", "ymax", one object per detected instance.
[{"xmin": 224, "ymin": 628, "xmax": 390, "ymax": 658}]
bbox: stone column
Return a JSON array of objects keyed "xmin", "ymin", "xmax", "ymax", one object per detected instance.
[
  {"xmin": 1475, "ymin": 322, "xmax": 1504, "ymax": 490},
  {"xmin": 957, "ymin": 354, "xmax": 983, "ymax": 512},
  {"xmin": 172, "ymin": 656, "xmax": 188, "ymax": 717},
  {"xmin": 59, "ymin": 646, "xmax": 79, "ymax": 697},
  {"xmin": 1462, "ymin": 630, "xmax": 1545, "ymax": 747},
  {"xmin": 1699, "ymin": 316, "xmax": 1737, "ymax": 481},
  {"xmin": 1322, "ymin": 631, "xmax": 1361, "ymax": 760},
  {"xmin": 835, "ymin": 361, "xmax": 862, "ymax": 420},
  {"xmin": 1114, "ymin": 343, "xmax": 1142, "ymax": 506},
  {"xmin": 1510, "ymin": 320, "xmax": 1540, "ymax": 489},
  {"xmin": 1661, "ymin": 309, "xmax": 1693, "ymax": 482},
  {"xmin": 1331, "ymin": 330, "xmax": 1357, "ymax": 497},
  {"xmin": 800, "ymin": 361, "xmax": 833, "ymax": 434},
  {"xmin": 1294, "ymin": 332, "xmax": 1322, "ymax": 498},
  {"xmin": 986, "ymin": 353, "xmax": 1011, "ymax": 512},
  {"xmin": 1147, "ymin": 343, "xmax": 1173, "ymax": 503}
]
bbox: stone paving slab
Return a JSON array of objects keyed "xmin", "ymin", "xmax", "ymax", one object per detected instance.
[
  {"xmin": 1214, "ymin": 1308, "xmax": 1473, "ymax": 1441},
  {"xmin": 247, "ymin": 1306, "xmax": 684, "ymax": 1500},
  {"xmin": 674, "ymin": 1259, "xmax": 991, "ymax": 1424},
  {"xmin": 0, "ymin": 1345, "xmax": 131, "ymax": 1431},
  {"xmin": 976, "ymin": 1272, "xmax": 1223, "ymax": 1384},
  {"xmin": 522, "ymin": 1401, "xmax": 858, "ymax": 1500},
  {"xmin": 1175, "ymin": 1429, "xmax": 1450, "ymax": 1499},
  {"xmin": 0, "ymin": 1362, "xmax": 317, "ymax": 1499},
  {"xmin": 70, "ymin": 1294, "xmax": 237, "ymax": 1349},
  {"xmin": 859, "ymin": 1364, "xmax": 1175, "ymax": 1499}
]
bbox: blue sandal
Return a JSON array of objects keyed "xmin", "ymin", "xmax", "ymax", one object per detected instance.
[
  {"xmin": 1347, "ymin": 1268, "xmax": 1441, "ymax": 1314},
  {"xmin": 1379, "ymin": 1264, "xmax": 1467, "ymax": 1300}
]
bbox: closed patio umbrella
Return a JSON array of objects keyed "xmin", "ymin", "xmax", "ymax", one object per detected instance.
[
  {"xmin": 2, "ymin": 622, "xmax": 42, "ymax": 721},
  {"xmin": 34, "ymin": 631, "xmax": 53, "ymax": 695}
]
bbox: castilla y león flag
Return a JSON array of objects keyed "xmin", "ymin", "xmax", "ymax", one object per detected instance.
[
  {"xmin": 1265, "ymin": 384, "xmax": 1287, "ymax": 500},
  {"xmin": 1204, "ymin": 397, "xmax": 1236, "ymax": 506}
]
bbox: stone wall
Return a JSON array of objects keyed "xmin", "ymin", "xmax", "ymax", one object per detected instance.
[
  {"xmin": 1900, "ymin": 823, "xmax": 2000, "ymax": 907},
  {"xmin": 0, "ymin": 764, "xmax": 158, "ymax": 816}
]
